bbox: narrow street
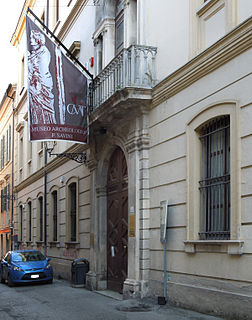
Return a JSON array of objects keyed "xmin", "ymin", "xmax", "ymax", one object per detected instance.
[{"xmin": 0, "ymin": 279, "xmax": 224, "ymax": 320}]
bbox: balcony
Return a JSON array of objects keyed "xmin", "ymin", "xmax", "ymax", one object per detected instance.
[{"xmin": 89, "ymin": 45, "xmax": 157, "ymax": 127}]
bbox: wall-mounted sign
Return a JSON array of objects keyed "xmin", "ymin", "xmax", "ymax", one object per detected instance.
[
  {"xmin": 160, "ymin": 200, "xmax": 169, "ymax": 243},
  {"xmin": 129, "ymin": 213, "xmax": 135, "ymax": 237}
]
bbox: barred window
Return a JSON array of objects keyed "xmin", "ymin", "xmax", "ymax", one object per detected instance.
[
  {"xmin": 69, "ymin": 183, "xmax": 77, "ymax": 242},
  {"xmin": 28, "ymin": 201, "xmax": 32, "ymax": 242},
  {"xmin": 199, "ymin": 116, "xmax": 230, "ymax": 240},
  {"xmin": 20, "ymin": 205, "xmax": 23, "ymax": 242},
  {"xmin": 39, "ymin": 196, "xmax": 43, "ymax": 242},
  {"xmin": 52, "ymin": 191, "xmax": 58, "ymax": 242}
]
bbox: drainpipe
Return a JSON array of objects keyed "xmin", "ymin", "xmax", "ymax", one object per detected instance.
[
  {"xmin": 44, "ymin": 0, "xmax": 50, "ymax": 257},
  {"xmin": 6, "ymin": 88, "xmax": 15, "ymax": 251}
]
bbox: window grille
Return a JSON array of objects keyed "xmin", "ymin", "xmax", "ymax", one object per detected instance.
[
  {"xmin": 199, "ymin": 116, "xmax": 230, "ymax": 240},
  {"xmin": 20, "ymin": 205, "xmax": 23, "ymax": 241},
  {"xmin": 39, "ymin": 197, "xmax": 43, "ymax": 241},
  {"xmin": 28, "ymin": 201, "xmax": 32, "ymax": 242},
  {"xmin": 69, "ymin": 183, "xmax": 77, "ymax": 242},
  {"xmin": 52, "ymin": 191, "xmax": 58, "ymax": 242}
]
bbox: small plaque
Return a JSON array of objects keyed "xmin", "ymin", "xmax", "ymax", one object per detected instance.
[
  {"xmin": 90, "ymin": 233, "xmax": 94, "ymax": 247},
  {"xmin": 129, "ymin": 214, "xmax": 135, "ymax": 237}
]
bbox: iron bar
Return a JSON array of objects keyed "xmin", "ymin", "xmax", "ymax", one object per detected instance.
[{"xmin": 27, "ymin": 7, "xmax": 93, "ymax": 80}]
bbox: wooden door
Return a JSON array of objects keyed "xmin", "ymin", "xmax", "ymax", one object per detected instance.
[{"xmin": 107, "ymin": 147, "xmax": 128, "ymax": 292}]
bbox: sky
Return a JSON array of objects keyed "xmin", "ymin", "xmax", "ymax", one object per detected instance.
[{"xmin": 0, "ymin": 0, "xmax": 25, "ymax": 100}]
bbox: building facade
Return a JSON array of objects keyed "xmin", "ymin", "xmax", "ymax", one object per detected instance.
[
  {"xmin": 0, "ymin": 84, "xmax": 16, "ymax": 258},
  {"xmin": 9, "ymin": 0, "xmax": 252, "ymax": 318}
]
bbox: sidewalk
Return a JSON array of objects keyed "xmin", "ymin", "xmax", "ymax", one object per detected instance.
[{"xmin": 95, "ymin": 289, "xmax": 224, "ymax": 320}]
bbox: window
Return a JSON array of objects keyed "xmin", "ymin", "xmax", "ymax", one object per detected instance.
[
  {"xmin": 187, "ymin": 103, "xmax": 240, "ymax": 245},
  {"xmin": 20, "ymin": 56, "xmax": 25, "ymax": 93},
  {"xmin": 20, "ymin": 205, "xmax": 23, "ymax": 242},
  {"xmin": 1, "ymin": 135, "xmax": 5, "ymax": 168},
  {"xmin": 0, "ymin": 189, "xmax": 2, "ymax": 213},
  {"xmin": 56, "ymin": 0, "xmax": 59, "ymax": 22},
  {"xmin": 7, "ymin": 184, "xmax": 10, "ymax": 211},
  {"xmin": 67, "ymin": 182, "xmax": 77, "ymax": 242},
  {"xmin": 199, "ymin": 116, "xmax": 230, "ymax": 240},
  {"xmin": 69, "ymin": 183, "xmax": 77, "ymax": 242},
  {"xmin": 28, "ymin": 201, "xmax": 32, "ymax": 242},
  {"xmin": 115, "ymin": 0, "xmax": 124, "ymax": 54},
  {"xmin": 52, "ymin": 191, "xmax": 58, "ymax": 242},
  {"xmin": 7, "ymin": 125, "xmax": 11, "ymax": 162},
  {"xmin": 27, "ymin": 124, "xmax": 32, "ymax": 162},
  {"xmin": 1, "ymin": 186, "xmax": 8, "ymax": 212},
  {"xmin": 5, "ymin": 126, "xmax": 11, "ymax": 163},
  {"xmin": 38, "ymin": 196, "xmax": 43, "ymax": 242},
  {"xmin": 19, "ymin": 136, "xmax": 23, "ymax": 168}
]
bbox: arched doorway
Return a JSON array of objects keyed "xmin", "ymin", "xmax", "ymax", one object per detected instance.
[{"xmin": 107, "ymin": 147, "xmax": 128, "ymax": 292}]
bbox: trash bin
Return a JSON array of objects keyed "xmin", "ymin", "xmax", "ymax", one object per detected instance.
[{"xmin": 71, "ymin": 258, "xmax": 89, "ymax": 287}]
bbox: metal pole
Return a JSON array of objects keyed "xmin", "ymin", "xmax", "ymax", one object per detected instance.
[
  {"xmin": 11, "ymin": 100, "xmax": 15, "ymax": 251},
  {"xmin": 27, "ymin": 7, "xmax": 93, "ymax": 79},
  {"xmin": 46, "ymin": 0, "xmax": 49, "ymax": 30},
  {"xmin": 163, "ymin": 235, "xmax": 167, "ymax": 299},
  {"xmin": 43, "ymin": 131, "xmax": 47, "ymax": 253}
]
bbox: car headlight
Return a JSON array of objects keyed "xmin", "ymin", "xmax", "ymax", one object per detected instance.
[
  {"xmin": 12, "ymin": 266, "xmax": 24, "ymax": 272},
  {"xmin": 45, "ymin": 263, "xmax": 51, "ymax": 269}
]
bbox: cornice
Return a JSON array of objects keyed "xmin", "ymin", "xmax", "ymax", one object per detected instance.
[
  {"xmin": 15, "ymin": 143, "xmax": 88, "ymax": 192},
  {"xmin": 152, "ymin": 16, "xmax": 252, "ymax": 108},
  {"xmin": 196, "ymin": 0, "xmax": 221, "ymax": 17},
  {"xmin": 11, "ymin": 0, "xmax": 36, "ymax": 46},
  {"xmin": 57, "ymin": 0, "xmax": 88, "ymax": 41},
  {"xmin": 93, "ymin": 17, "xmax": 115, "ymax": 40}
]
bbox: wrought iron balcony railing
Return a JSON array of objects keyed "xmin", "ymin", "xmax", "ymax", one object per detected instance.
[{"xmin": 91, "ymin": 45, "xmax": 157, "ymax": 111}]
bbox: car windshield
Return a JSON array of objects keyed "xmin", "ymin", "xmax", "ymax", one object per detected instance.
[{"xmin": 11, "ymin": 251, "xmax": 46, "ymax": 262}]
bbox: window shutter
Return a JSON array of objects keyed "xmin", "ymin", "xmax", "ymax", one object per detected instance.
[
  {"xmin": 0, "ymin": 189, "xmax": 2, "ymax": 212},
  {"xmin": 1, "ymin": 137, "xmax": 3, "ymax": 168},
  {"xmin": 8, "ymin": 126, "xmax": 11, "ymax": 161},
  {"xmin": 4, "ymin": 187, "xmax": 7, "ymax": 211},
  {"xmin": 6, "ymin": 130, "xmax": 8, "ymax": 162},
  {"xmin": 2, "ymin": 135, "xmax": 5, "ymax": 166},
  {"xmin": 7, "ymin": 184, "xmax": 10, "ymax": 211}
]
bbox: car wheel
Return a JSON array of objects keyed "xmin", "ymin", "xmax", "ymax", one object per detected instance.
[
  {"xmin": 7, "ymin": 274, "xmax": 14, "ymax": 287},
  {"xmin": 47, "ymin": 278, "xmax": 53, "ymax": 284},
  {"xmin": 0, "ymin": 271, "xmax": 5, "ymax": 284}
]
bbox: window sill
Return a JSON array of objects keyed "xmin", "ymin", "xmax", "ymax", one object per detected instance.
[
  {"xmin": 65, "ymin": 241, "xmax": 80, "ymax": 249},
  {"xmin": 36, "ymin": 241, "xmax": 44, "ymax": 247},
  {"xmin": 48, "ymin": 241, "xmax": 60, "ymax": 248},
  {"xmin": 184, "ymin": 240, "xmax": 244, "ymax": 255},
  {"xmin": 26, "ymin": 241, "xmax": 34, "ymax": 247}
]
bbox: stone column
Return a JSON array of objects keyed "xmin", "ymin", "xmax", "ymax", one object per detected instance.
[
  {"xmin": 86, "ymin": 156, "xmax": 108, "ymax": 291},
  {"xmin": 102, "ymin": 20, "xmax": 115, "ymax": 67},
  {"xmin": 123, "ymin": 111, "xmax": 150, "ymax": 298},
  {"xmin": 123, "ymin": 0, "xmax": 137, "ymax": 48},
  {"xmin": 86, "ymin": 159, "xmax": 99, "ymax": 291}
]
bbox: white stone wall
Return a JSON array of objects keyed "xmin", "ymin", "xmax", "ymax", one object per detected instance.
[{"xmin": 148, "ymin": 36, "xmax": 252, "ymax": 316}]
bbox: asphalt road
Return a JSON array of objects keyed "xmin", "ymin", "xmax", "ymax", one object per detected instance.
[{"xmin": 0, "ymin": 279, "xmax": 223, "ymax": 320}]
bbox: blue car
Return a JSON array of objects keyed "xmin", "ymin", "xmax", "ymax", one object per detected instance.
[{"xmin": 0, "ymin": 250, "xmax": 53, "ymax": 286}]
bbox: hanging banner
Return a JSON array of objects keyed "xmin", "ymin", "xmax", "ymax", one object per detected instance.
[{"xmin": 26, "ymin": 15, "xmax": 88, "ymax": 144}]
